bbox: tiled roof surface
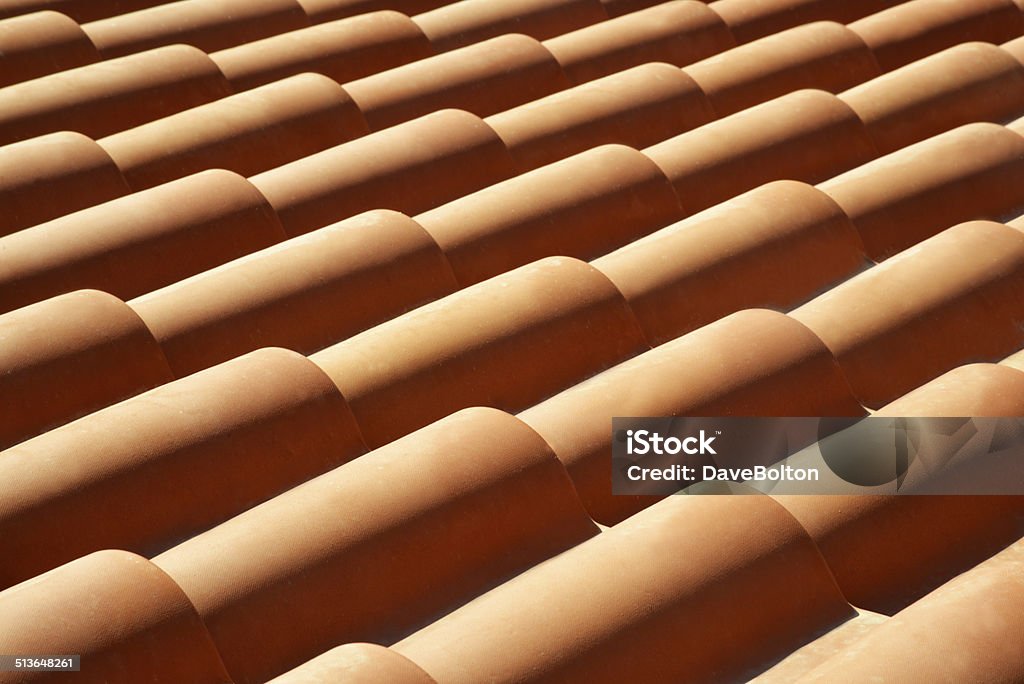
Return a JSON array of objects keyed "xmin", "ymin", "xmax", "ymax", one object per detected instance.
[{"xmin": 0, "ymin": 0, "xmax": 1023, "ymax": 682}]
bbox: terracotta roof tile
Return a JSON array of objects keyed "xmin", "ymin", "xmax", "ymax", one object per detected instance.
[
  {"xmin": 818, "ymin": 122, "xmax": 1024, "ymax": 259},
  {"xmin": 153, "ymin": 407, "xmax": 598, "ymax": 683},
  {"xmin": 0, "ymin": 10, "xmax": 98, "ymax": 86},
  {"xmin": 848, "ymin": 0, "xmax": 1024, "ymax": 71},
  {"xmin": 344, "ymin": 33, "xmax": 568, "ymax": 129},
  {"xmin": 0, "ymin": 169, "xmax": 286, "ymax": 314},
  {"xmin": 709, "ymin": 0, "xmax": 897, "ymax": 43},
  {"xmin": 269, "ymin": 643, "xmax": 436, "ymax": 684},
  {"xmin": 0, "ymin": 0, "xmax": 172, "ymax": 23},
  {"xmin": 249, "ymin": 109, "xmax": 514, "ymax": 236},
  {"xmin": 209, "ymin": 11, "xmax": 434, "ymax": 92},
  {"xmin": 1004, "ymin": 346, "xmax": 1024, "ymax": 370},
  {"xmin": 0, "ymin": 289, "xmax": 173, "ymax": 450},
  {"xmin": 296, "ymin": 0, "xmax": 452, "ymax": 23},
  {"xmin": 394, "ymin": 494, "xmax": 853, "ymax": 683},
  {"xmin": 801, "ymin": 539, "xmax": 1024, "ymax": 682},
  {"xmin": 81, "ymin": 0, "xmax": 311, "ymax": 58},
  {"xmin": 413, "ymin": 0, "xmax": 608, "ymax": 51},
  {"xmin": 683, "ymin": 21, "xmax": 881, "ymax": 116},
  {"xmin": 644, "ymin": 89, "xmax": 879, "ymax": 215},
  {"xmin": 416, "ymin": 144, "xmax": 682, "ymax": 285},
  {"xmin": 791, "ymin": 220, "xmax": 1024, "ymax": 407},
  {"xmin": 0, "ymin": 130, "xmax": 129, "ymax": 236},
  {"xmin": 841, "ymin": 41, "xmax": 1024, "ymax": 154},
  {"xmin": 776, "ymin": 493, "xmax": 1024, "ymax": 615},
  {"xmin": 0, "ymin": 347, "xmax": 364, "ymax": 589},
  {"xmin": 543, "ymin": 0, "xmax": 736, "ymax": 83},
  {"xmin": 519, "ymin": 309, "xmax": 864, "ymax": 523},
  {"xmin": 485, "ymin": 62, "xmax": 715, "ymax": 172},
  {"xmin": 97, "ymin": 72, "xmax": 367, "ymax": 190},
  {"xmin": 311, "ymin": 257, "xmax": 648, "ymax": 447},
  {"xmin": 598, "ymin": 0, "xmax": 668, "ymax": 19},
  {"xmin": 0, "ymin": 43, "xmax": 232, "ymax": 145},
  {"xmin": 131, "ymin": 209, "xmax": 457, "ymax": 377},
  {"xmin": 592, "ymin": 180, "xmax": 867, "ymax": 345},
  {"xmin": 1003, "ymin": 32, "xmax": 1024, "ymax": 63},
  {"xmin": 877, "ymin": 362, "xmax": 1024, "ymax": 415},
  {"xmin": 0, "ymin": 550, "xmax": 231, "ymax": 684}
]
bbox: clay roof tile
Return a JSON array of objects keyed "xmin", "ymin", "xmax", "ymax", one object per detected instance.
[{"xmin": 0, "ymin": 10, "xmax": 98, "ymax": 86}]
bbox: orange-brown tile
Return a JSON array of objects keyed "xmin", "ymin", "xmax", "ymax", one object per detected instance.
[
  {"xmin": 0, "ymin": 551, "xmax": 231, "ymax": 684},
  {"xmin": 270, "ymin": 644, "xmax": 436, "ymax": 684},
  {"xmin": 131, "ymin": 210, "xmax": 458, "ymax": 377},
  {"xmin": 154, "ymin": 408, "xmax": 598, "ymax": 684},
  {"xmin": 819, "ymin": 123, "xmax": 1024, "ymax": 259},
  {"xmin": 395, "ymin": 494, "xmax": 854, "ymax": 683},
  {"xmin": 0, "ymin": 0, "xmax": 178, "ymax": 23},
  {"xmin": 849, "ymin": 0, "xmax": 1024, "ymax": 71},
  {"xmin": 519, "ymin": 309, "xmax": 865, "ymax": 524},
  {"xmin": 0, "ymin": 131, "xmax": 129, "ymax": 237},
  {"xmin": 644, "ymin": 89, "xmax": 878, "ymax": 216},
  {"xmin": 344, "ymin": 34, "xmax": 570, "ymax": 130},
  {"xmin": 0, "ymin": 44, "xmax": 232, "ymax": 145},
  {"xmin": 414, "ymin": 0, "xmax": 608, "ymax": 51},
  {"xmin": 709, "ymin": 0, "xmax": 896, "ymax": 44},
  {"xmin": 310, "ymin": 257, "xmax": 648, "ymax": 447},
  {"xmin": 297, "ymin": 0, "xmax": 451, "ymax": 23},
  {"xmin": 250, "ymin": 109, "xmax": 514, "ymax": 236},
  {"xmin": 0, "ymin": 10, "xmax": 98, "ymax": 86},
  {"xmin": 791, "ymin": 220, "xmax": 1024, "ymax": 408},
  {"xmin": 0, "ymin": 348, "xmax": 364, "ymax": 590},
  {"xmin": 0, "ymin": 170, "xmax": 286, "ymax": 314},
  {"xmin": 0, "ymin": 290, "xmax": 173, "ymax": 450},
  {"xmin": 486, "ymin": 62, "xmax": 714, "ymax": 173},
  {"xmin": 544, "ymin": 1, "xmax": 735, "ymax": 84},
  {"xmin": 593, "ymin": 181, "xmax": 867, "ymax": 345},
  {"xmin": 98, "ymin": 73, "xmax": 367, "ymax": 190},
  {"xmin": 417, "ymin": 144, "xmax": 682, "ymax": 285},
  {"xmin": 878, "ymin": 362, "xmax": 1024, "ymax": 416},
  {"xmin": 82, "ymin": 0, "xmax": 311, "ymax": 58},
  {"xmin": 800, "ymin": 539, "xmax": 1024, "ymax": 682},
  {"xmin": 210, "ymin": 11, "xmax": 434, "ymax": 92},
  {"xmin": 841, "ymin": 42, "xmax": 1024, "ymax": 154},
  {"xmin": 684, "ymin": 21, "xmax": 881, "ymax": 116}
]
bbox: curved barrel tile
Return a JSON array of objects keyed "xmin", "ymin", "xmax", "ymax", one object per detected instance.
[
  {"xmin": 99, "ymin": 73, "xmax": 367, "ymax": 190},
  {"xmin": 344, "ymin": 33, "xmax": 570, "ymax": 130},
  {"xmin": 487, "ymin": 62, "xmax": 713, "ymax": 173},
  {"xmin": 269, "ymin": 644, "xmax": 436, "ymax": 684},
  {"xmin": 395, "ymin": 494, "xmax": 855, "ymax": 684},
  {"xmin": 819, "ymin": 123, "xmax": 1024, "ymax": 259},
  {"xmin": 849, "ymin": 0, "xmax": 1024, "ymax": 72},
  {"xmin": 0, "ymin": 44, "xmax": 232, "ymax": 145},
  {"xmin": 709, "ymin": 0, "xmax": 894, "ymax": 44},
  {"xmin": 311, "ymin": 257, "xmax": 648, "ymax": 447},
  {"xmin": 791, "ymin": 220, "xmax": 1024, "ymax": 408},
  {"xmin": 841, "ymin": 42, "xmax": 1024, "ymax": 154},
  {"xmin": 210, "ymin": 11, "xmax": 434, "ymax": 92},
  {"xmin": 250, "ymin": 109, "xmax": 515, "ymax": 236},
  {"xmin": 800, "ymin": 540, "xmax": 1024, "ymax": 683},
  {"xmin": 0, "ymin": 348, "xmax": 364, "ymax": 590},
  {"xmin": 0, "ymin": 290, "xmax": 173, "ymax": 450},
  {"xmin": 132, "ymin": 210, "xmax": 458, "ymax": 377},
  {"xmin": 0, "ymin": 10, "xmax": 98, "ymax": 86},
  {"xmin": 0, "ymin": 551, "xmax": 231, "ymax": 684},
  {"xmin": 154, "ymin": 408, "xmax": 599, "ymax": 684},
  {"xmin": 0, "ymin": 170, "xmax": 286, "ymax": 314},
  {"xmin": 417, "ymin": 144, "xmax": 683, "ymax": 286},
  {"xmin": 519, "ymin": 309, "xmax": 865, "ymax": 524},
  {"xmin": 593, "ymin": 181, "xmax": 867, "ymax": 345},
  {"xmin": 544, "ymin": 1, "xmax": 735, "ymax": 84},
  {"xmin": 0, "ymin": 131, "xmax": 129, "ymax": 237},
  {"xmin": 414, "ymin": 0, "xmax": 607, "ymax": 51},
  {"xmin": 644, "ymin": 89, "xmax": 878, "ymax": 216},
  {"xmin": 684, "ymin": 21, "xmax": 880, "ymax": 117},
  {"xmin": 82, "ymin": 0, "xmax": 310, "ymax": 58}
]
